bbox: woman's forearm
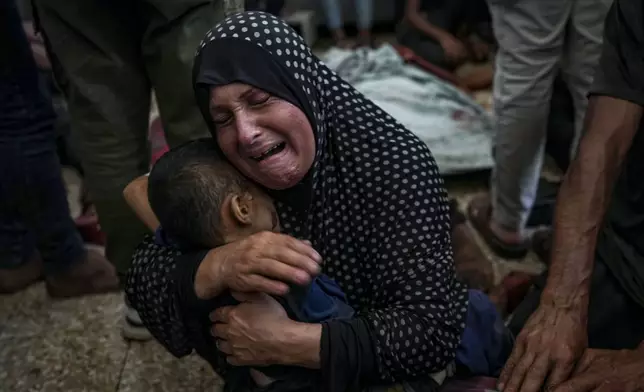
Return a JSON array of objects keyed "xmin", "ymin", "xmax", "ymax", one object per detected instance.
[{"xmin": 276, "ymin": 322, "xmax": 322, "ymax": 368}]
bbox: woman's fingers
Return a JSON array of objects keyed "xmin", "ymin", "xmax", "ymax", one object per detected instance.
[
  {"xmin": 249, "ymin": 257, "xmax": 311, "ymax": 285},
  {"xmin": 261, "ymin": 245, "xmax": 320, "ymax": 278},
  {"xmin": 243, "ymin": 274, "xmax": 290, "ymax": 296},
  {"xmin": 217, "ymin": 340, "xmax": 233, "ymax": 355},
  {"xmin": 211, "ymin": 323, "xmax": 230, "ymax": 339},
  {"xmin": 211, "ymin": 306, "xmax": 233, "ymax": 323},
  {"xmin": 281, "ymin": 235, "xmax": 322, "ymax": 264}
]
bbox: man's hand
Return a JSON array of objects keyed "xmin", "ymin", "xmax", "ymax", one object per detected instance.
[
  {"xmin": 439, "ymin": 35, "xmax": 468, "ymax": 64},
  {"xmin": 498, "ymin": 304, "xmax": 587, "ymax": 392},
  {"xmin": 552, "ymin": 348, "xmax": 644, "ymax": 392}
]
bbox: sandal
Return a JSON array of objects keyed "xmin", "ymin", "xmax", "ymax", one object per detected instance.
[
  {"xmin": 466, "ymin": 194, "xmax": 528, "ymax": 259},
  {"xmin": 531, "ymin": 229, "xmax": 552, "ymax": 265}
]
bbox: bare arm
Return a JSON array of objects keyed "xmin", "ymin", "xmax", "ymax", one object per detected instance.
[
  {"xmin": 404, "ymin": 0, "xmax": 453, "ymax": 43},
  {"xmin": 123, "ymin": 175, "xmax": 160, "ymax": 231},
  {"xmin": 542, "ymin": 97, "xmax": 641, "ymax": 314}
]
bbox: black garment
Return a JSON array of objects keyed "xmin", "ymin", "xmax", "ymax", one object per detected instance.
[
  {"xmin": 397, "ymin": 0, "xmax": 491, "ymax": 70},
  {"xmin": 244, "ymin": 0, "xmax": 284, "ymax": 16},
  {"xmin": 588, "ymin": 0, "xmax": 644, "ymax": 309},
  {"xmin": 126, "ymin": 11, "xmax": 468, "ymax": 392},
  {"xmin": 509, "ymin": 261, "xmax": 644, "ymax": 349}
]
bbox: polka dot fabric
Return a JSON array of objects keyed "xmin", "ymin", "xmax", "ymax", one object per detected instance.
[{"xmin": 127, "ymin": 11, "xmax": 468, "ymax": 383}]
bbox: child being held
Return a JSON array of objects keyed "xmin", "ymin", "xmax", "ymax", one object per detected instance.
[
  {"xmin": 147, "ymin": 139, "xmax": 354, "ymax": 391},
  {"xmin": 146, "ymin": 139, "xmax": 513, "ymax": 391}
]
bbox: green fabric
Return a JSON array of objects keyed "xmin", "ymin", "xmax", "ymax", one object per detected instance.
[{"xmin": 34, "ymin": 0, "xmax": 225, "ymax": 274}]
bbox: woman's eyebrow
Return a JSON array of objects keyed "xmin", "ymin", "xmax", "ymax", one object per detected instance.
[
  {"xmin": 210, "ymin": 86, "xmax": 257, "ymax": 110},
  {"xmin": 240, "ymin": 87, "xmax": 259, "ymax": 98}
]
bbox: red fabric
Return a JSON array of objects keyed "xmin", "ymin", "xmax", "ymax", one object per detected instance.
[
  {"xmin": 440, "ymin": 376, "xmax": 498, "ymax": 391},
  {"xmin": 393, "ymin": 45, "xmax": 468, "ymax": 92}
]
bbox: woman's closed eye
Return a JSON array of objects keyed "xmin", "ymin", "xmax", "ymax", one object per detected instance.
[
  {"xmin": 212, "ymin": 112, "xmax": 232, "ymax": 126},
  {"xmin": 247, "ymin": 90, "xmax": 271, "ymax": 106}
]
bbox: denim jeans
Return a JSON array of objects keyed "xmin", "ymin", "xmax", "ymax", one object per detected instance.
[
  {"xmin": 321, "ymin": 0, "xmax": 373, "ymax": 31},
  {"xmin": 0, "ymin": 0, "xmax": 85, "ymax": 274}
]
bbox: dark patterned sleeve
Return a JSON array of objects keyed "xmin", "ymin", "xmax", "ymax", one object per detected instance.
[
  {"xmin": 362, "ymin": 144, "xmax": 468, "ymax": 381},
  {"xmin": 365, "ymin": 234, "xmax": 468, "ymax": 381},
  {"xmin": 125, "ymin": 235, "xmax": 199, "ymax": 357},
  {"xmin": 322, "ymin": 144, "xmax": 469, "ymax": 387}
]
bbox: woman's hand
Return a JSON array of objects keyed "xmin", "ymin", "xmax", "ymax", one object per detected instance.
[
  {"xmin": 551, "ymin": 348, "xmax": 644, "ymax": 392},
  {"xmin": 194, "ymin": 232, "xmax": 322, "ymax": 299},
  {"xmin": 211, "ymin": 292, "xmax": 322, "ymax": 367}
]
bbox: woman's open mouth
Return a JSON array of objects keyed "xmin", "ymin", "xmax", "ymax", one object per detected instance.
[{"xmin": 251, "ymin": 142, "xmax": 286, "ymax": 162}]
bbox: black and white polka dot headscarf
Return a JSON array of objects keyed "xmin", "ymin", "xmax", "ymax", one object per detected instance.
[{"xmin": 192, "ymin": 11, "xmax": 468, "ymax": 382}]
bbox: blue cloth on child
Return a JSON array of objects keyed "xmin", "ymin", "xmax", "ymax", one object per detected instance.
[
  {"xmin": 154, "ymin": 227, "xmax": 354, "ymax": 322},
  {"xmin": 155, "ymin": 227, "xmax": 509, "ymax": 377},
  {"xmin": 456, "ymin": 289, "xmax": 513, "ymax": 377}
]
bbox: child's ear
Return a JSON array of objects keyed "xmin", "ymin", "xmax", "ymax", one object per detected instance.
[{"xmin": 230, "ymin": 192, "xmax": 254, "ymax": 225}]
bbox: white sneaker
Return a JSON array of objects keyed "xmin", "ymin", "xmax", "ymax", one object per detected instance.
[{"xmin": 121, "ymin": 301, "xmax": 153, "ymax": 341}]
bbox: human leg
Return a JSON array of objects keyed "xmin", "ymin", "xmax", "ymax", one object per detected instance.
[
  {"xmin": 354, "ymin": 0, "xmax": 372, "ymax": 47},
  {"xmin": 561, "ymin": 0, "xmax": 613, "ymax": 157},
  {"xmin": 0, "ymin": 0, "xmax": 118, "ymax": 296},
  {"xmin": 35, "ymin": 0, "xmax": 151, "ymax": 277},
  {"xmin": 142, "ymin": 0, "xmax": 219, "ymax": 149},
  {"xmin": 468, "ymin": 0, "xmax": 572, "ymax": 257},
  {"xmin": 320, "ymin": 0, "xmax": 348, "ymax": 47}
]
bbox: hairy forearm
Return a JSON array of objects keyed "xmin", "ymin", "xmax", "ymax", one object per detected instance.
[{"xmin": 543, "ymin": 96, "xmax": 642, "ymax": 311}]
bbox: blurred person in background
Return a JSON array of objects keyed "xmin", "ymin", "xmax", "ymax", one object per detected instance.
[
  {"xmin": 397, "ymin": 0, "xmax": 493, "ymax": 71},
  {"xmin": 320, "ymin": 0, "xmax": 373, "ymax": 48},
  {"xmin": 32, "ymin": 0, "xmax": 228, "ymax": 339},
  {"xmin": 245, "ymin": 0, "xmax": 284, "ymax": 16},
  {"xmin": 0, "ymin": 0, "xmax": 118, "ymax": 297},
  {"xmin": 494, "ymin": 0, "xmax": 644, "ymax": 391},
  {"xmin": 467, "ymin": 0, "xmax": 612, "ymax": 259}
]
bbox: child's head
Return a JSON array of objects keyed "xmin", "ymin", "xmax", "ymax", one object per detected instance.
[{"xmin": 148, "ymin": 139, "xmax": 279, "ymax": 249}]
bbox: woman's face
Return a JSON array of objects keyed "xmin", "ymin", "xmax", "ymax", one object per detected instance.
[{"xmin": 209, "ymin": 83, "xmax": 316, "ymax": 190}]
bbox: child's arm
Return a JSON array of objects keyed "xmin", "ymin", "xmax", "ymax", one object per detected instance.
[{"xmin": 123, "ymin": 175, "xmax": 160, "ymax": 231}]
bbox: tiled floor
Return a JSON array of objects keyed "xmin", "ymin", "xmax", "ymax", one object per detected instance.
[{"xmin": 0, "ymin": 174, "xmax": 547, "ymax": 392}]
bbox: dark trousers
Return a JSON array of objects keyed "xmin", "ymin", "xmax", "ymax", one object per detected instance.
[
  {"xmin": 0, "ymin": 0, "xmax": 85, "ymax": 274},
  {"xmin": 33, "ymin": 0, "xmax": 221, "ymax": 275},
  {"xmin": 509, "ymin": 258, "xmax": 644, "ymax": 350},
  {"xmin": 397, "ymin": 0, "xmax": 491, "ymax": 71},
  {"xmin": 245, "ymin": 0, "xmax": 284, "ymax": 16}
]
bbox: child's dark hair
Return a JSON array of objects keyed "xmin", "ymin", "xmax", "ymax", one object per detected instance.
[{"xmin": 148, "ymin": 138, "xmax": 250, "ymax": 249}]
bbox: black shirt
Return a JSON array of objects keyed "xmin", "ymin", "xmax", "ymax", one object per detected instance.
[{"xmin": 590, "ymin": 0, "xmax": 644, "ymax": 307}]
